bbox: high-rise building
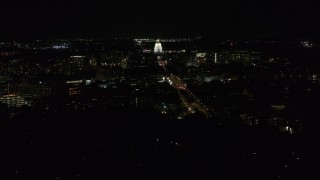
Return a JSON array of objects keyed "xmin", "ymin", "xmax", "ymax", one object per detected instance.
[
  {"xmin": 0, "ymin": 94, "xmax": 29, "ymax": 107},
  {"xmin": 214, "ymin": 53, "xmax": 218, "ymax": 63}
]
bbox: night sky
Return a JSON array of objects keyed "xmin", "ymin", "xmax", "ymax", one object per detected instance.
[{"xmin": 1, "ymin": 0, "xmax": 319, "ymax": 39}]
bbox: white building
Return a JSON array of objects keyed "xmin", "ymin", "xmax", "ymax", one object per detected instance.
[{"xmin": 154, "ymin": 39, "xmax": 163, "ymax": 54}]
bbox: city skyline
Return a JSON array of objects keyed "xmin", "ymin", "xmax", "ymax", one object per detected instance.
[
  {"xmin": 1, "ymin": 1, "xmax": 319, "ymax": 179},
  {"xmin": 0, "ymin": 34, "xmax": 319, "ymax": 179}
]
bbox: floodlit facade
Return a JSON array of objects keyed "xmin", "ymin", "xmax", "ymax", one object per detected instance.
[{"xmin": 154, "ymin": 39, "xmax": 163, "ymax": 54}]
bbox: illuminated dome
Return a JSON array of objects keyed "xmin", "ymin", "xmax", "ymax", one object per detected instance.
[{"xmin": 154, "ymin": 39, "xmax": 163, "ymax": 54}]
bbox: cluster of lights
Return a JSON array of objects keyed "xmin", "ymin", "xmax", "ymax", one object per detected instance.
[
  {"xmin": 134, "ymin": 38, "xmax": 193, "ymax": 43},
  {"xmin": 301, "ymin": 41, "xmax": 314, "ymax": 48},
  {"xmin": 52, "ymin": 45, "xmax": 69, "ymax": 49}
]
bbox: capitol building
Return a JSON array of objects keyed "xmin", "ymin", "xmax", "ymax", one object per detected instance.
[{"xmin": 154, "ymin": 39, "xmax": 163, "ymax": 54}]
